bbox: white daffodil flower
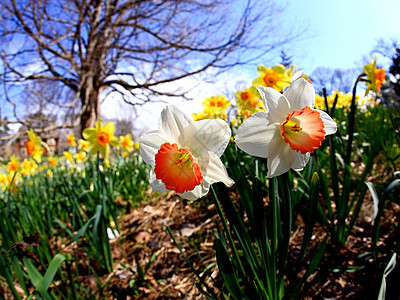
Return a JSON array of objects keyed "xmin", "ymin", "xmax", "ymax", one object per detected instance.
[
  {"xmin": 139, "ymin": 105, "xmax": 234, "ymax": 200},
  {"xmin": 235, "ymin": 78, "xmax": 337, "ymax": 178}
]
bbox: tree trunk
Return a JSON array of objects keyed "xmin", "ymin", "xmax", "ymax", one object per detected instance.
[{"xmin": 79, "ymin": 82, "xmax": 101, "ymax": 136}]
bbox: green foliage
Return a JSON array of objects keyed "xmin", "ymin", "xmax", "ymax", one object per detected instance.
[
  {"xmin": 0, "ymin": 152, "xmax": 149, "ymax": 298},
  {"xmin": 171, "ymin": 91, "xmax": 400, "ymax": 299},
  {"xmin": 121, "ymin": 252, "xmax": 157, "ymax": 297}
]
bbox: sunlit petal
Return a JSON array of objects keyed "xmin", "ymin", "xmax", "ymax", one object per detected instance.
[
  {"xmin": 159, "ymin": 105, "xmax": 194, "ymax": 143},
  {"xmin": 149, "ymin": 170, "xmax": 168, "ymax": 193},
  {"xmin": 256, "ymin": 86, "xmax": 282, "ymax": 114},
  {"xmin": 139, "ymin": 130, "xmax": 168, "ymax": 166},
  {"xmin": 200, "ymin": 152, "xmax": 234, "ymax": 187},
  {"xmin": 188, "ymin": 119, "xmax": 231, "ymax": 157},
  {"xmin": 235, "ymin": 112, "xmax": 276, "ymax": 158},
  {"xmin": 283, "ymin": 78, "xmax": 314, "ymax": 111},
  {"xmin": 292, "ymin": 152, "xmax": 310, "ymax": 170},
  {"xmin": 267, "ymin": 137, "xmax": 295, "ymax": 178},
  {"xmin": 315, "ymin": 109, "xmax": 338, "ymax": 135}
]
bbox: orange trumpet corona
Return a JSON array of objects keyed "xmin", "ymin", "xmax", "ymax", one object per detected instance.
[
  {"xmin": 154, "ymin": 143, "xmax": 203, "ymax": 193},
  {"xmin": 280, "ymin": 106, "xmax": 326, "ymax": 154}
]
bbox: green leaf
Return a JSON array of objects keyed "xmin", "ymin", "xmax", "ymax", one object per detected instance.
[
  {"xmin": 299, "ymin": 172, "xmax": 320, "ymax": 261},
  {"xmin": 42, "ymin": 254, "xmax": 66, "ymax": 290},
  {"xmin": 365, "ymin": 182, "xmax": 379, "ymax": 220},
  {"xmin": 290, "ymin": 236, "xmax": 328, "ymax": 298},
  {"xmin": 378, "ymin": 253, "xmax": 397, "ymax": 300},
  {"xmin": 136, "ymin": 259, "xmax": 144, "ymax": 280},
  {"xmin": 23, "ymin": 257, "xmax": 43, "ymax": 290},
  {"xmin": 215, "ymin": 238, "xmax": 246, "ymax": 300},
  {"xmin": 23, "ymin": 258, "xmax": 53, "ymax": 299}
]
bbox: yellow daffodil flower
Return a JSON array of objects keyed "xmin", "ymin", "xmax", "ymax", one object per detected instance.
[
  {"xmin": 74, "ymin": 151, "xmax": 87, "ymax": 163},
  {"xmin": 25, "ymin": 129, "xmax": 43, "ymax": 163},
  {"xmin": 67, "ymin": 133, "xmax": 76, "ymax": 147},
  {"xmin": 235, "ymin": 86, "xmax": 263, "ymax": 113},
  {"xmin": 64, "ymin": 151, "xmax": 73, "ymax": 163},
  {"xmin": 78, "ymin": 139, "xmax": 89, "ymax": 152},
  {"xmin": 252, "ymin": 64, "xmax": 292, "ymax": 92},
  {"xmin": 364, "ymin": 57, "xmax": 386, "ymax": 95},
  {"xmin": 202, "ymin": 95, "xmax": 231, "ymax": 120},
  {"xmin": 21, "ymin": 159, "xmax": 37, "ymax": 177},
  {"xmin": 120, "ymin": 134, "xmax": 134, "ymax": 152},
  {"xmin": 0, "ymin": 174, "xmax": 8, "ymax": 191},
  {"xmin": 8, "ymin": 155, "xmax": 20, "ymax": 173},
  {"xmin": 192, "ymin": 111, "xmax": 210, "ymax": 121},
  {"xmin": 105, "ymin": 159, "xmax": 110, "ymax": 168},
  {"xmin": 48, "ymin": 156, "xmax": 57, "ymax": 167},
  {"xmin": 82, "ymin": 119, "xmax": 119, "ymax": 159}
]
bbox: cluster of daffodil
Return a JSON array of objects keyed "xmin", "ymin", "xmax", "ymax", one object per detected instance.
[
  {"xmin": 233, "ymin": 64, "xmax": 308, "ymax": 123},
  {"xmin": 1, "ymin": 120, "xmax": 140, "ymax": 193},
  {"xmin": 1, "ymin": 154, "xmax": 47, "ymax": 192},
  {"xmin": 312, "ymin": 57, "xmax": 385, "ymax": 113},
  {"xmin": 192, "ymin": 64, "xmax": 311, "ymax": 125},
  {"xmin": 0, "ymin": 129, "xmax": 46, "ymax": 192},
  {"xmin": 192, "ymin": 94, "xmax": 232, "ymax": 121},
  {"xmin": 193, "ymin": 60, "xmax": 385, "ymax": 128},
  {"xmin": 314, "ymin": 91, "xmax": 377, "ymax": 111}
]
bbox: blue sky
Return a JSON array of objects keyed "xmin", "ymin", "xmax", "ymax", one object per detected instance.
[
  {"xmin": 280, "ymin": 0, "xmax": 400, "ymax": 71},
  {"xmin": 105, "ymin": 0, "xmax": 400, "ymax": 129},
  {"xmin": 3, "ymin": 0, "xmax": 400, "ymax": 132}
]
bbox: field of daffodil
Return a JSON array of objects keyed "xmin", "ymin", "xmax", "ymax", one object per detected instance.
[{"xmin": 1, "ymin": 58, "xmax": 399, "ymax": 299}]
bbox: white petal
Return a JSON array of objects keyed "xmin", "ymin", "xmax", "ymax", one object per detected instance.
[
  {"xmin": 200, "ymin": 152, "xmax": 234, "ymax": 187},
  {"xmin": 267, "ymin": 133, "xmax": 296, "ymax": 178},
  {"xmin": 235, "ymin": 112, "xmax": 277, "ymax": 158},
  {"xmin": 315, "ymin": 109, "xmax": 338, "ymax": 135},
  {"xmin": 159, "ymin": 105, "xmax": 194, "ymax": 143},
  {"xmin": 292, "ymin": 152, "xmax": 310, "ymax": 170},
  {"xmin": 267, "ymin": 95, "xmax": 290, "ymax": 124},
  {"xmin": 187, "ymin": 119, "xmax": 231, "ymax": 157},
  {"xmin": 179, "ymin": 181, "xmax": 211, "ymax": 200},
  {"xmin": 139, "ymin": 130, "xmax": 168, "ymax": 166},
  {"xmin": 283, "ymin": 78, "xmax": 315, "ymax": 112},
  {"xmin": 256, "ymin": 86, "xmax": 282, "ymax": 114},
  {"xmin": 149, "ymin": 170, "xmax": 168, "ymax": 193},
  {"xmin": 291, "ymin": 68, "xmax": 304, "ymax": 82}
]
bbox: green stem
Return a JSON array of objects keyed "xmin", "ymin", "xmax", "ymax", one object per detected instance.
[
  {"xmin": 211, "ymin": 186, "xmax": 247, "ymax": 279},
  {"xmin": 269, "ymin": 177, "xmax": 278, "ymax": 299},
  {"xmin": 345, "ymin": 73, "xmax": 365, "ymax": 165}
]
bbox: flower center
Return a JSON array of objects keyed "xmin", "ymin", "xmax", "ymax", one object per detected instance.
[
  {"xmin": 97, "ymin": 131, "xmax": 110, "ymax": 146},
  {"xmin": 9, "ymin": 162, "xmax": 18, "ymax": 172},
  {"xmin": 263, "ymin": 71, "xmax": 279, "ymax": 87},
  {"xmin": 25, "ymin": 141, "xmax": 35, "ymax": 155},
  {"xmin": 49, "ymin": 158, "xmax": 56, "ymax": 166},
  {"xmin": 122, "ymin": 138, "xmax": 129, "ymax": 148},
  {"xmin": 280, "ymin": 106, "xmax": 326, "ymax": 154},
  {"xmin": 374, "ymin": 68, "xmax": 385, "ymax": 90},
  {"xmin": 241, "ymin": 91, "xmax": 250, "ymax": 101},
  {"xmin": 154, "ymin": 142, "xmax": 203, "ymax": 194}
]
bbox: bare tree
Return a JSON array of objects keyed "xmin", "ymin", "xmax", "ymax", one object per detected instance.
[
  {"xmin": 0, "ymin": 0, "xmax": 301, "ymax": 136},
  {"xmin": 311, "ymin": 67, "xmax": 358, "ymax": 95}
]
